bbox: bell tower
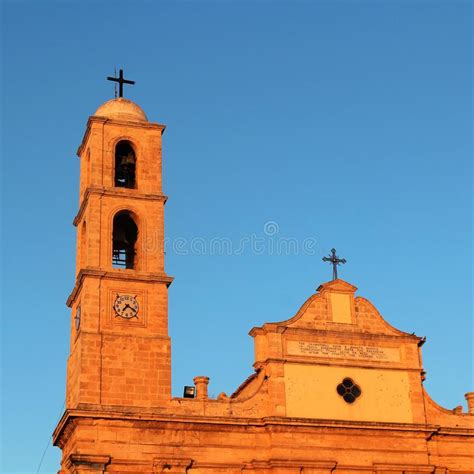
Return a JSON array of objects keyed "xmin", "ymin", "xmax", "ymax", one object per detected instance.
[{"xmin": 66, "ymin": 97, "xmax": 173, "ymax": 410}]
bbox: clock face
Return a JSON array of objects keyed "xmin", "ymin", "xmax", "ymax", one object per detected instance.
[
  {"xmin": 75, "ymin": 305, "xmax": 81, "ymax": 330},
  {"xmin": 114, "ymin": 294, "xmax": 139, "ymax": 319}
]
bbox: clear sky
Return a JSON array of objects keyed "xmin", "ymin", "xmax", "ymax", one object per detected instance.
[{"xmin": 1, "ymin": 1, "xmax": 472, "ymax": 473}]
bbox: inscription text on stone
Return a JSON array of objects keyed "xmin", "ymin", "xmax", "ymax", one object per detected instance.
[{"xmin": 287, "ymin": 341, "xmax": 400, "ymax": 362}]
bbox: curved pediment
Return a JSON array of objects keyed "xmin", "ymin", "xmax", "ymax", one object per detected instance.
[
  {"xmin": 250, "ymin": 279, "xmax": 414, "ymax": 338},
  {"xmin": 248, "ymin": 279, "xmax": 429, "ymax": 424}
]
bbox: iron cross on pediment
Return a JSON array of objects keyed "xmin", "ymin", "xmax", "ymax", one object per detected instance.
[
  {"xmin": 107, "ymin": 69, "xmax": 135, "ymax": 98},
  {"xmin": 322, "ymin": 248, "xmax": 346, "ymax": 280}
]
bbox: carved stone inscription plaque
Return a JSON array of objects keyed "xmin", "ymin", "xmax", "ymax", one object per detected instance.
[{"xmin": 287, "ymin": 341, "xmax": 400, "ymax": 362}]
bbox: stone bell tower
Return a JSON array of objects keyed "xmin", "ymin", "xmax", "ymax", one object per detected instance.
[{"xmin": 65, "ymin": 96, "xmax": 173, "ymax": 410}]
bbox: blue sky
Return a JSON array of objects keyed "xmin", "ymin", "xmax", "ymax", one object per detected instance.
[{"xmin": 1, "ymin": 1, "xmax": 472, "ymax": 472}]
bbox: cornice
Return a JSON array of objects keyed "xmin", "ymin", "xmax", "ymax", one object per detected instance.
[
  {"xmin": 73, "ymin": 186, "xmax": 168, "ymax": 226},
  {"xmin": 249, "ymin": 325, "xmax": 421, "ymax": 344},
  {"xmin": 66, "ymin": 268, "xmax": 174, "ymax": 307},
  {"xmin": 53, "ymin": 407, "xmax": 474, "ymax": 447},
  {"xmin": 65, "ymin": 454, "xmax": 111, "ymax": 472},
  {"xmin": 252, "ymin": 357, "xmax": 422, "ymax": 372},
  {"xmin": 54, "ymin": 414, "xmax": 75, "ymax": 449},
  {"xmin": 77, "ymin": 116, "xmax": 166, "ymax": 157}
]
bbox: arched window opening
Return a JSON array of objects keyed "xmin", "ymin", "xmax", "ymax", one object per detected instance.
[
  {"xmin": 86, "ymin": 148, "xmax": 91, "ymax": 185},
  {"xmin": 112, "ymin": 212, "xmax": 138, "ymax": 269},
  {"xmin": 114, "ymin": 141, "xmax": 136, "ymax": 188},
  {"xmin": 80, "ymin": 221, "xmax": 87, "ymax": 268}
]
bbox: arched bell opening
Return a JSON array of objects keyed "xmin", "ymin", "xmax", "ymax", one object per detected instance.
[
  {"xmin": 112, "ymin": 211, "xmax": 138, "ymax": 269},
  {"xmin": 114, "ymin": 140, "xmax": 136, "ymax": 188},
  {"xmin": 80, "ymin": 221, "xmax": 87, "ymax": 268}
]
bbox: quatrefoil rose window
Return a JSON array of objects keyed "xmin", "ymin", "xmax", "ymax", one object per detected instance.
[{"xmin": 337, "ymin": 378, "xmax": 361, "ymax": 404}]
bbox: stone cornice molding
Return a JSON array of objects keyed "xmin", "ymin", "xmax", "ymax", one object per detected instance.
[
  {"xmin": 252, "ymin": 357, "xmax": 423, "ymax": 372},
  {"xmin": 249, "ymin": 325, "xmax": 421, "ymax": 344},
  {"xmin": 66, "ymin": 268, "xmax": 173, "ymax": 307},
  {"xmin": 53, "ymin": 407, "xmax": 474, "ymax": 447},
  {"xmin": 73, "ymin": 186, "xmax": 168, "ymax": 226},
  {"xmin": 77, "ymin": 116, "xmax": 165, "ymax": 157},
  {"xmin": 65, "ymin": 453, "xmax": 111, "ymax": 472}
]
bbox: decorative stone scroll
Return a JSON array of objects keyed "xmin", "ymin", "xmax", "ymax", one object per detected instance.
[{"xmin": 287, "ymin": 340, "xmax": 400, "ymax": 362}]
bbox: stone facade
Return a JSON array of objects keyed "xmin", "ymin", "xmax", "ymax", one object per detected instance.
[{"xmin": 53, "ymin": 98, "xmax": 474, "ymax": 473}]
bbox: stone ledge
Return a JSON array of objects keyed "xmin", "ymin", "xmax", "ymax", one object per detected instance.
[
  {"xmin": 54, "ymin": 407, "xmax": 473, "ymax": 447},
  {"xmin": 77, "ymin": 116, "xmax": 165, "ymax": 156},
  {"xmin": 66, "ymin": 268, "xmax": 173, "ymax": 307},
  {"xmin": 65, "ymin": 454, "xmax": 111, "ymax": 472},
  {"xmin": 73, "ymin": 186, "xmax": 168, "ymax": 226},
  {"xmin": 250, "ymin": 325, "xmax": 422, "ymax": 343}
]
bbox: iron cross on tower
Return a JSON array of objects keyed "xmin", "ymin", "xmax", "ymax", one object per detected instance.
[
  {"xmin": 322, "ymin": 248, "xmax": 346, "ymax": 280},
  {"xmin": 107, "ymin": 69, "xmax": 135, "ymax": 98}
]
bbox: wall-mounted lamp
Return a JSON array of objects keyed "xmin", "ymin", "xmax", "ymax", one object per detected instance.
[{"xmin": 183, "ymin": 386, "xmax": 196, "ymax": 398}]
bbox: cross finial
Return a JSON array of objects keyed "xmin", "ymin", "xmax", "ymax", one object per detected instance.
[
  {"xmin": 107, "ymin": 68, "xmax": 135, "ymax": 98},
  {"xmin": 322, "ymin": 248, "xmax": 346, "ymax": 280}
]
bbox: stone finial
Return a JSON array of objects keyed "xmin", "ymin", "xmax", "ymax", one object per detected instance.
[
  {"xmin": 453, "ymin": 405, "xmax": 464, "ymax": 415},
  {"xmin": 193, "ymin": 376, "xmax": 210, "ymax": 400},
  {"xmin": 465, "ymin": 392, "xmax": 474, "ymax": 414}
]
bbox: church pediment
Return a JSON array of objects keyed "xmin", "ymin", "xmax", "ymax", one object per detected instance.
[
  {"xmin": 250, "ymin": 279, "xmax": 413, "ymax": 339},
  {"xmin": 248, "ymin": 280, "xmax": 427, "ymax": 424}
]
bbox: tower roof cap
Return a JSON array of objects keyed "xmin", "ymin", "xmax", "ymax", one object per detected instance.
[{"xmin": 94, "ymin": 97, "xmax": 148, "ymax": 122}]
